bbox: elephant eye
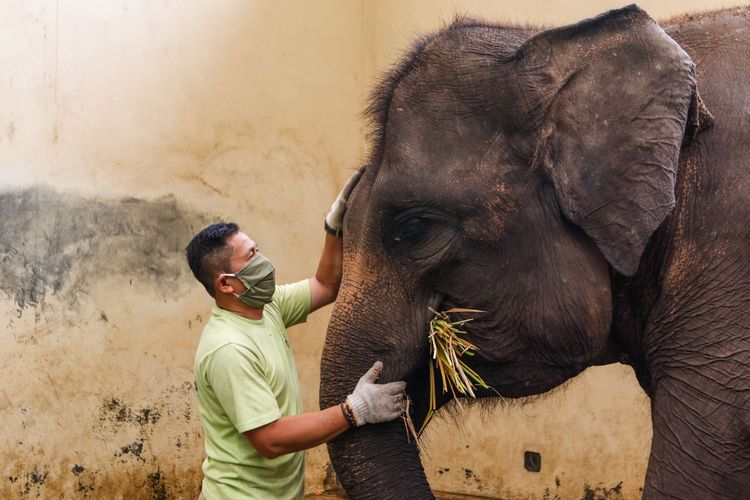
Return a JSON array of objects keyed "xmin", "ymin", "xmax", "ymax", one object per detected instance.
[
  {"xmin": 384, "ymin": 209, "xmax": 458, "ymax": 265},
  {"xmin": 392, "ymin": 217, "xmax": 426, "ymax": 243}
]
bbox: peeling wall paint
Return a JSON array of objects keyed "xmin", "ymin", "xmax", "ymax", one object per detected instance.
[{"xmin": 1, "ymin": 0, "xmax": 744, "ymax": 498}]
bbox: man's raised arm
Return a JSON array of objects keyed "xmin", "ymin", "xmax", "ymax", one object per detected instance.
[{"xmin": 309, "ymin": 169, "xmax": 363, "ymax": 312}]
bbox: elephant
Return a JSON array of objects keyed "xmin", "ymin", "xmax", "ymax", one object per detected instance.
[{"xmin": 319, "ymin": 4, "xmax": 749, "ymax": 499}]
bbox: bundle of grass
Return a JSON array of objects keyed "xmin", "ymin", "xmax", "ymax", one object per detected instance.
[
  {"xmin": 403, "ymin": 307, "xmax": 490, "ymax": 442},
  {"xmin": 427, "ymin": 307, "xmax": 489, "ymax": 401}
]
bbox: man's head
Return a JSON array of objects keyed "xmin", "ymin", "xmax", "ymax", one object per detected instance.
[
  {"xmin": 185, "ymin": 222, "xmax": 242, "ymax": 297},
  {"xmin": 186, "ymin": 222, "xmax": 273, "ymax": 308}
]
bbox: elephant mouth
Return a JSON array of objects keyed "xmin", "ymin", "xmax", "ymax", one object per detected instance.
[
  {"xmin": 402, "ymin": 353, "xmax": 433, "ymax": 436},
  {"xmin": 404, "ymin": 296, "xmax": 580, "ymax": 417},
  {"xmin": 401, "ymin": 293, "xmax": 484, "ymax": 434}
]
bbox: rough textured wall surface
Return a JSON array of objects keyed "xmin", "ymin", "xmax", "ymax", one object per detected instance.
[
  {"xmin": 0, "ymin": 1, "xmax": 367, "ymax": 498},
  {"xmin": 1, "ymin": 0, "xmax": 745, "ymax": 498},
  {"xmin": 1, "ymin": 186, "xmax": 211, "ymax": 497}
]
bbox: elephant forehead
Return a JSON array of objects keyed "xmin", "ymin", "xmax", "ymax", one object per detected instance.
[
  {"xmin": 382, "ymin": 113, "xmax": 514, "ymax": 179},
  {"xmin": 373, "ymin": 130, "xmax": 518, "ymax": 217}
]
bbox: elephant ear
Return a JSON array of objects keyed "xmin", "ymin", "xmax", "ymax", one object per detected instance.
[{"xmin": 515, "ymin": 5, "xmax": 700, "ymax": 276}]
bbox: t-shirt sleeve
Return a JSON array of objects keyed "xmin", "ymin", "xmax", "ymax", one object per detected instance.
[
  {"xmin": 206, "ymin": 343, "xmax": 281, "ymax": 433},
  {"xmin": 274, "ymin": 279, "xmax": 312, "ymax": 328}
]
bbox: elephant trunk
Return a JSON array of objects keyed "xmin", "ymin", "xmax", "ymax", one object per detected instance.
[{"xmin": 320, "ymin": 296, "xmax": 434, "ymax": 499}]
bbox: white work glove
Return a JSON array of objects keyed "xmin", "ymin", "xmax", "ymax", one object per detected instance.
[
  {"xmin": 346, "ymin": 361, "xmax": 406, "ymax": 426},
  {"xmin": 324, "ymin": 168, "xmax": 364, "ymax": 236}
]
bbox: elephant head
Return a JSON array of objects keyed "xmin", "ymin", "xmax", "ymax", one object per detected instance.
[{"xmin": 320, "ymin": 6, "xmax": 702, "ymax": 498}]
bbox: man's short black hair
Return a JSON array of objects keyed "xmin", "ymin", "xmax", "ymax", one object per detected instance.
[{"xmin": 186, "ymin": 222, "xmax": 240, "ymax": 297}]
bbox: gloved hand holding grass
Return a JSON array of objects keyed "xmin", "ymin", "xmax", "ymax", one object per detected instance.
[{"xmin": 346, "ymin": 361, "xmax": 406, "ymax": 427}]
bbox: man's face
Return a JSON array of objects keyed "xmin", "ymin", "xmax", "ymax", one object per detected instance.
[{"xmin": 221, "ymin": 231, "xmax": 260, "ymax": 293}]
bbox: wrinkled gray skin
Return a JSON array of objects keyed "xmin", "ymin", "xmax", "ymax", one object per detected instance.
[{"xmin": 320, "ymin": 5, "xmax": 749, "ymax": 499}]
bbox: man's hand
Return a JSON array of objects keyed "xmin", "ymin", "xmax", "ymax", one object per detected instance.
[
  {"xmin": 346, "ymin": 361, "xmax": 406, "ymax": 426},
  {"xmin": 243, "ymin": 361, "xmax": 405, "ymax": 458},
  {"xmin": 325, "ymin": 168, "xmax": 364, "ymax": 236}
]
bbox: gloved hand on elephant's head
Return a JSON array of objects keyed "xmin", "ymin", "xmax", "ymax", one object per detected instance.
[
  {"xmin": 324, "ymin": 168, "xmax": 364, "ymax": 237},
  {"xmin": 346, "ymin": 361, "xmax": 406, "ymax": 426}
]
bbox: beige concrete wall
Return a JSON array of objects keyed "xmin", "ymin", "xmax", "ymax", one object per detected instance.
[
  {"xmin": 0, "ymin": 1, "xmax": 368, "ymax": 497},
  {"xmin": 0, "ymin": 1, "xmax": 744, "ymax": 498}
]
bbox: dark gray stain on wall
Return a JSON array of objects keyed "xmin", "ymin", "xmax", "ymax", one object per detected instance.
[
  {"xmin": 0, "ymin": 185, "xmax": 212, "ymax": 318},
  {"xmin": 1, "ymin": 186, "xmax": 211, "ymax": 496}
]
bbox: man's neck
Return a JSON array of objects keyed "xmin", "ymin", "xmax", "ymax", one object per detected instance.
[{"xmin": 215, "ymin": 299, "xmax": 264, "ymax": 321}]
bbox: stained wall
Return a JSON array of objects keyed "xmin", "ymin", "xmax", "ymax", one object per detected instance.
[{"xmin": 0, "ymin": 1, "xmax": 743, "ymax": 498}]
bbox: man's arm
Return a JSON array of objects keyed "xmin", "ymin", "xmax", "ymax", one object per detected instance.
[
  {"xmin": 244, "ymin": 404, "xmax": 348, "ymax": 459},
  {"xmin": 309, "ymin": 169, "xmax": 363, "ymax": 312},
  {"xmin": 308, "ymin": 233, "xmax": 343, "ymax": 313},
  {"xmin": 244, "ymin": 361, "xmax": 405, "ymax": 459}
]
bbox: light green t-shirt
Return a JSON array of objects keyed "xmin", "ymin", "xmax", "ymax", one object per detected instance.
[{"xmin": 194, "ymin": 280, "xmax": 312, "ymax": 500}]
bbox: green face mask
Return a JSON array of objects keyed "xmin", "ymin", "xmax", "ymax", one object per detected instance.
[{"xmin": 222, "ymin": 254, "xmax": 276, "ymax": 308}]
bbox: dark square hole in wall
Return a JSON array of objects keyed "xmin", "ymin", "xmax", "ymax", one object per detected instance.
[{"xmin": 524, "ymin": 451, "xmax": 541, "ymax": 472}]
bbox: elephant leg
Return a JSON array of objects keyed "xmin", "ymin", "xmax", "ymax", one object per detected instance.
[{"xmin": 644, "ymin": 378, "xmax": 750, "ymax": 499}]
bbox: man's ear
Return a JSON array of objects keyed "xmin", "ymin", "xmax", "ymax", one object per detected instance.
[
  {"xmin": 513, "ymin": 5, "xmax": 698, "ymax": 276},
  {"xmin": 215, "ymin": 274, "xmax": 236, "ymax": 295}
]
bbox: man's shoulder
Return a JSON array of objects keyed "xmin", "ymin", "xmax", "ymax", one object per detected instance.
[
  {"xmin": 195, "ymin": 333, "xmax": 267, "ymax": 383},
  {"xmin": 201, "ymin": 310, "xmax": 243, "ymax": 341},
  {"xmin": 195, "ymin": 310, "xmax": 263, "ymax": 364},
  {"xmin": 269, "ymin": 280, "xmax": 312, "ymax": 328},
  {"xmin": 272, "ymin": 280, "xmax": 311, "ymax": 305}
]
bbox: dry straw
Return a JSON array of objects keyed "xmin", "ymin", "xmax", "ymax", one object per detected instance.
[
  {"xmin": 403, "ymin": 307, "xmax": 490, "ymax": 442},
  {"xmin": 428, "ymin": 307, "xmax": 488, "ymax": 396}
]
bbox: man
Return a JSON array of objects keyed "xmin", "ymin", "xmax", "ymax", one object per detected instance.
[{"xmin": 185, "ymin": 172, "xmax": 406, "ymax": 500}]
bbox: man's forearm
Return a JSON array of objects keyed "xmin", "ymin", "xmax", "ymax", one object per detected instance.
[
  {"xmin": 244, "ymin": 405, "xmax": 350, "ymax": 459},
  {"xmin": 309, "ymin": 233, "xmax": 343, "ymax": 311},
  {"xmin": 315, "ymin": 233, "xmax": 343, "ymax": 288}
]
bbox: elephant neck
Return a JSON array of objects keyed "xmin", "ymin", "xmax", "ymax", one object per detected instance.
[
  {"xmin": 609, "ymin": 222, "xmax": 673, "ymax": 397},
  {"xmin": 609, "ymin": 136, "xmax": 707, "ymax": 395}
]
